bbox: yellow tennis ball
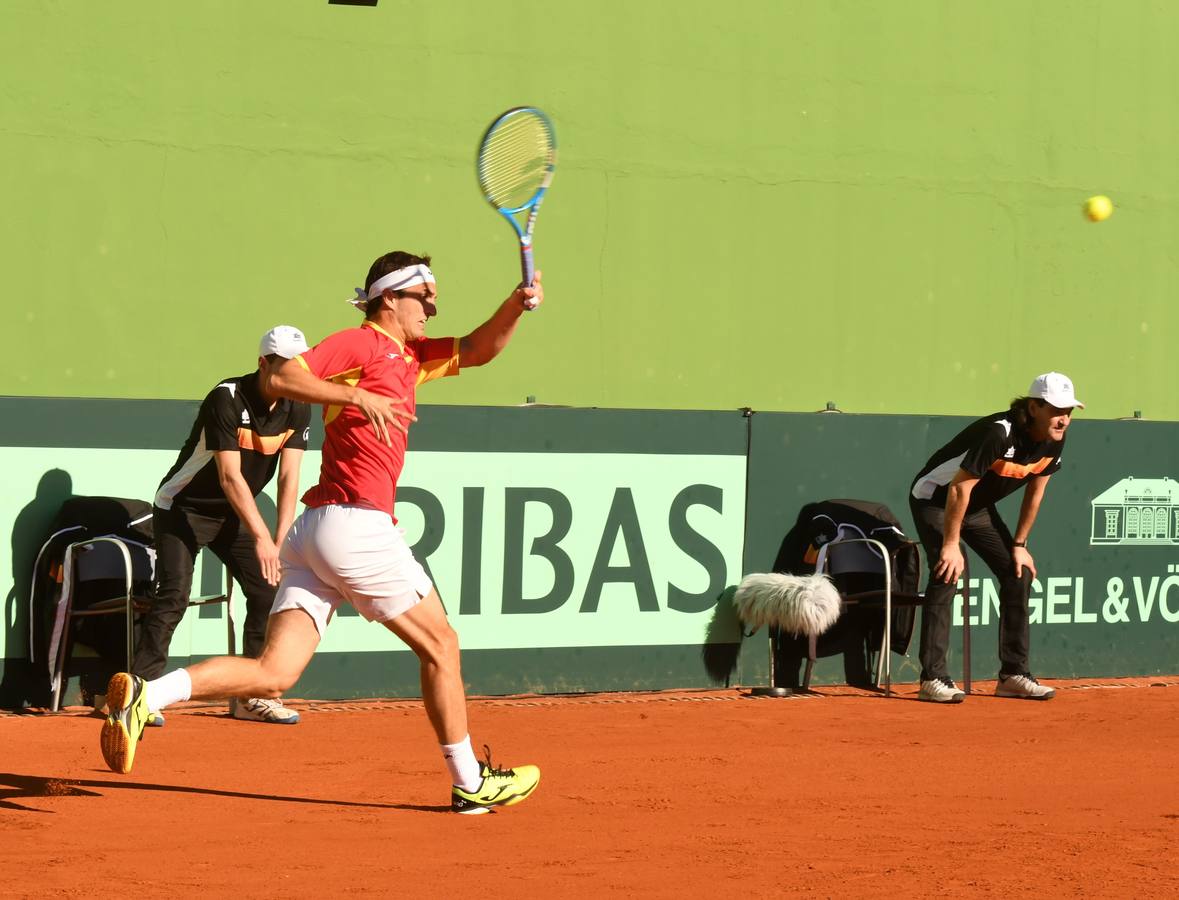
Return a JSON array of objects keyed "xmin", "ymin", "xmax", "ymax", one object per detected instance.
[{"xmin": 1084, "ymin": 195, "xmax": 1113, "ymax": 222}]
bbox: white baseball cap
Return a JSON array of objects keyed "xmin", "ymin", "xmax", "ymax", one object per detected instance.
[
  {"xmin": 1028, "ymin": 371, "xmax": 1084, "ymax": 409},
  {"xmin": 259, "ymin": 325, "xmax": 309, "ymax": 359}
]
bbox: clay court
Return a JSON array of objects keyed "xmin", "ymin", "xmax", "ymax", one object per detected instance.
[{"xmin": 2, "ymin": 678, "xmax": 1177, "ymax": 898}]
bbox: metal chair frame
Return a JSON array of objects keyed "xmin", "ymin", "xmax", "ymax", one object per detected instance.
[
  {"xmin": 49, "ymin": 535, "xmax": 236, "ymax": 711},
  {"xmin": 805, "ymin": 536, "xmax": 972, "ymax": 697}
]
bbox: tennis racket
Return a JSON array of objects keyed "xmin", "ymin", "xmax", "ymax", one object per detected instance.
[{"xmin": 476, "ymin": 106, "xmax": 557, "ymax": 300}]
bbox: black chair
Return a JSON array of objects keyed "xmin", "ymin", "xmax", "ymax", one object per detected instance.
[
  {"xmin": 28, "ymin": 497, "xmax": 236, "ymax": 711},
  {"xmin": 775, "ymin": 499, "xmax": 972, "ymax": 696}
]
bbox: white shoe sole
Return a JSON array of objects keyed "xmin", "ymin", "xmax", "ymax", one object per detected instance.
[
  {"xmin": 918, "ymin": 684, "xmax": 965, "ymax": 703},
  {"xmin": 231, "ymin": 700, "xmax": 301, "ymax": 724}
]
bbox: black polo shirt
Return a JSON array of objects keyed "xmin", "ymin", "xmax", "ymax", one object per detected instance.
[
  {"xmin": 910, "ymin": 410, "xmax": 1063, "ymax": 513},
  {"xmin": 155, "ymin": 371, "xmax": 311, "ymax": 516}
]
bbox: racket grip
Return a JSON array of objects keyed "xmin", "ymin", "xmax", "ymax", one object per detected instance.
[
  {"xmin": 521, "ymin": 244, "xmax": 539, "ymax": 311},
  {"xmin": 521, "ymin": 244, "xmax": 535, "ymax": 287}
]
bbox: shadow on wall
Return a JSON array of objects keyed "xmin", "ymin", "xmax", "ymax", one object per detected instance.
[
  {"xmin": 700, "ymin": 585, "xmax": 742, "ymax": 685},
  {"xmin": 2, "ymin": 469, "xmax": 74, "ymax": 708}
]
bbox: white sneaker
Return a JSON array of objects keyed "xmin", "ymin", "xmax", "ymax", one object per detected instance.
[
  {"xmin": 918, "ymin": 677, "xmax": 965, "ymax": 703},
  {"xmin": 231, "ymin": 697, "xmax": 301, "ymax": 724},
  {"xmin": 995, "ymin": 673, "xmax": 1055, "ymax": 700}
]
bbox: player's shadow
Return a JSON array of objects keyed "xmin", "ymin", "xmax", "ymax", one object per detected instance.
[
  {"xmin": 2, "ymin": 469, "xmax": 74, "ymax": 709},
  {"xmin": 0, "ymin": 772, "xmax": 450, "ymax": 814}
]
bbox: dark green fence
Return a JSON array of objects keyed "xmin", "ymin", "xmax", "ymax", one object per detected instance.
[{"xmin": 2, "ymin": 398, "xmax": 1175, "ymax": 706}]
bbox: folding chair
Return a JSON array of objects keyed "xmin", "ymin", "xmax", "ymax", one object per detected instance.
[
  {"xmin": 803, "ymin": 524, "xmax": 971, "ymax": 696},
  {"xmin": 45, "ymin": 535, "xmax": 236, "ymax": 711},
  {"xmin": 28, "ymin": 496, "xmax": 237, "ymax": 711}
]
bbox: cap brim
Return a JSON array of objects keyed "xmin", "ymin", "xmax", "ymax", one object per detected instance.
[
  {"xmin": 1043, "ymin": 394, "xmax": 1084, "ymax": 410},
  {"xmin": 267, "ymin": 343, "xmax": 309, "ymax": 358}
]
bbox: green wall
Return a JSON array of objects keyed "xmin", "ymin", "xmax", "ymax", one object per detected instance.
[
  {"xmin": 4, "ymin": 398, "xmax": 1177, "ymax": 707},
  {"xmin": 3, "ymin": 2, "xmax": 1177, "ymax": 418}
]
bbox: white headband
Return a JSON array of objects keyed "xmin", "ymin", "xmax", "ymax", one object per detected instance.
[{"xmin": 347, "ymin": 264, "xmax": 436, "ymax": 310}]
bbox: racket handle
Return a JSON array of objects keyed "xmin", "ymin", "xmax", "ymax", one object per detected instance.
[{"xmin": 520, "ymin": 244, "xmax": 535, "ymax": 289}]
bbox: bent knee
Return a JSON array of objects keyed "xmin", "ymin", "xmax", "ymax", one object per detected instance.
[
  {"xmin": 252, "ymin": 661, "xmax": 301, "ymax": 697},
  {"xmin": 416, "ymin": 622, "xmax": 461, "ymax": 667}
]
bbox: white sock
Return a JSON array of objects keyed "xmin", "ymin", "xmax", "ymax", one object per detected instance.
[
  {"xmin": 144, "ymin": 668, "xmax": 192, "ymax": 713},
  {"xmin": 441, "ymin": 736, "xmax": 483, "ymax": 791}
]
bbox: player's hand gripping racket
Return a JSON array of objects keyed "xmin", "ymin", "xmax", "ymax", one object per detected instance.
[{"xmin": 476, "ymin": 106, "xmax": 557, "ymax": 306}]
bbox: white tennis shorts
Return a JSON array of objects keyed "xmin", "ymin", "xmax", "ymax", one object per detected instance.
[{"xmin": 272, "ymin": 504, "xmax": 433, "ymax": 637}]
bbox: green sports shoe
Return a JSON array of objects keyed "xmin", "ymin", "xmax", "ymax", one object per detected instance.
[
  {"xmin": 100, "ymin": 673, "xmax": 150, "ymax": 774},
  {"xmin": 450, "ymin": 746, "xmax": 540, "ymax": 815}
]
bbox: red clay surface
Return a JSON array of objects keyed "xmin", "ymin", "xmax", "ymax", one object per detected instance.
[{"xmin": 3, "ymin": 678, "xmax": 1178, "ymax": 898}]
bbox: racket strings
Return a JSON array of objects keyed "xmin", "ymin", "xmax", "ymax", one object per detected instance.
[{"xmin": 478, "ymin": 114, "xmax": 554, "ymax": 210}]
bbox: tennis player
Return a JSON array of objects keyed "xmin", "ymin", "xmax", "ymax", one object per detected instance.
[
  {"xmin": 909, "ymin": 372, "xmax": 1082, "ymax": 703},
  {"xmin": 102, "ymin": 251, "xmax": 541, "ymax": 814}
]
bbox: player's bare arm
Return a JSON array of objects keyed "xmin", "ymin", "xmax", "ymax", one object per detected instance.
[
  {"xmin": 935, "ymin": 469, "xmax": 979, "ymax": 584},
  {"xmin": 274, "ymin": 446, "xmax": 303, "ymax": 547},
  {"xmin": 267, "ymin": 356, "xmax": 415, "ymax": 447},
  {"xmin": 214, "ymin": 450, "xmax": 282, "ymax": 586},
  {"xmin": 1011, "ymin": 473, "xmax": 1051, "ymax": 579},
  {"xmin": 459, "ymin": 270, "xmax": 544, "ymax": 368}
]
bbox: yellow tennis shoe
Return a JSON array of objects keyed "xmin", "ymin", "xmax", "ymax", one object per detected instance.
[
  {"xmin": 450, "ymin": 746, "xmax": 540, "ymax": 815},
  {"xmin": 100, "ymin": 673, "xmax": 150, "ymax": 774}
]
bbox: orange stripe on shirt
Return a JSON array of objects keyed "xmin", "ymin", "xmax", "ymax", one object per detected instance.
[
  {"xmin": 237, "ymin": 428, "xmax": 294, "ymax": 455},
  {"xmin": 313, "ymin": 363, "xmax": 363, "ymax": 426},
  {"xmin": 416, "ymin": 337, "xmax": 460, "ymax": 386},
  {"xmin": 990, "ymin": 457, "xmax": 1053, "ymax": 479}
]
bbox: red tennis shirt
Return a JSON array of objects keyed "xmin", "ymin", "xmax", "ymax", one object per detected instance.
[{"xmin": 296, "ymin": 320, "xmax": 459, "ymax": 518}]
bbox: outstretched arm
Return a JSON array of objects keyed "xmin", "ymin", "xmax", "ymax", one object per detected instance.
[{"xmin": 459, "ymin": 271, "xmax": 544, "ymax": 368}]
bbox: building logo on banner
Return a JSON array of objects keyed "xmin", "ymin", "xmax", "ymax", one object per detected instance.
[{"xmin": 1090, "ymin": 476, "xmax": 1179, "ymax": 546}]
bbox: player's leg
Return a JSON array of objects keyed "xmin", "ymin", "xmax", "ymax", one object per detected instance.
[
  {"xmin": 909, "ymin": 498, "xmax": 966, "ymax": 702},
  {"xmin": 307, "ymin": 504, "xmax": 538, "ymax": 813},
  {"xmin": 100, "ymin": 512, "xmax": 331, "ymax": 774},
  {"xmin": 308, "ymin": 508, "xmax": 482, "ymax": 788},
  {"xmin": 381, "ymin": 589, "xmax": 466, "ymax": 743},
  {"xmin": 159, "ymin": 507, "xmax": 331, "ymax": 705},
  {"xmin": 382, "ymin": 592, "xmax": 540, "ymax": 813},
  {"xmin": 963, "ymin": 507, "xmax": 1054, "ymax": 700},
  {"xmin": 212, "ymin": 520, "xmax": 299, "ymax": 723},
  {"xmin": 100, "ymin": 609, "xmax": 320, "ymax": 774},
  {"xmin": 311, "ymin": 508, "xmax": 470, "ymax": 745},
  {"xmin": 184, "ymin": 608, "xmax": 320, "ymax": 699}
]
